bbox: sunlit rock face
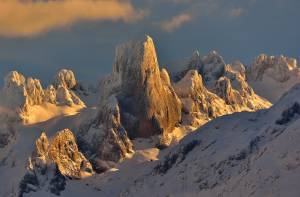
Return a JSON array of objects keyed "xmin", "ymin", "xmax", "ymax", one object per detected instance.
[
  {"xmin": 247, "ymin": 54, "xmax": 300, "ymax": 103},
  {"xmin": 44, "ymin": 85, "xmax": 57, "ymax": 104},
  {"xmin": 26, "ymin": 78, "xmax": 45, "ymax": 106},
  {"xmin": 215, "ymin": 77, "xmax": 236, "ymax": 105},
  {"xmin": 248, "ymin": 54, "xmax": 298, "ymax": 82},
  {"xmin": 78, "ymin": 36, "xmax": 182, "ymax": 167},
  {"xmin": 53, "ymin": 69, "xmax": 77, "ymax": 89},
  {"xmin": 0, "ymin": 70, "xmax": 85, "ymax": 123},
  {"xmin": 2, "ymin": 71, "xmax": 27, "ymax": 111},
  {"xmin": 31, "ymin": 130, "xmax": 93, "ymax": 179},
  {"xmin": 173, "ymin": 51, "xmax": 271, "ymax": 127},
  {"xmin": 48, "ymin": 129, "xmax": 93, "ymax": 178},
  {"xmin": 2, "ymin": 71, "xmax": 45, "ymax": 120},
  {"xmin": 174, "ymin": 70, "xmax": 233, "ymax": 126},
  {"xmin": 100, "ymin": 35, "xmax": 182, "ymax": 138},
  {"xmin": 20, "ymin": 130, "xmax": 93, "ymax": 196},
  {"xmin": 56, "ymin": 85, "xmax": 85, "ymax": 106}
]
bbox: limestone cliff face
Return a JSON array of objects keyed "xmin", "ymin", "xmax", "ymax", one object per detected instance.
[
  {"xmin": 53, "ymin": 69, "xmax": 77, "ymax": 89},
  {"xmin": 30, "ymin": 130, "xmax": 93, "ymax": 179},
  {"xmin": 2, "ymin": 71, "xmax": 45, "ymax": 120},
  {"xmin": 100, "ymin": 36, "xmax": 182, "ymax": 138},
  {"xmin": 20, "ymin": 130, "xmax": 93, "ymax": 196},
  {"xmin": 174, "ymin": 70, "xmax": 233, "ymax": 126},
  {"xmin": 173, "ymin": 51, "xmax": 271, "ymax": 127},
  {"xmin": 248, "ymin": 54, "xmax": 298, "ymax": 82},
  {"xmin": 1, "ymin": 70, "xmax": 85, "ymax": 122},
  {"xmin": 247, "ymin": 54, "xmax": 300, "ymax": 102},
  {"xmin": 56, "ymin": 85, "xmax": 85, "ymax": 106},
  {"xmin": 214, "ymin": 76, "xmax": 237, "ymax": 105},
  {"xmin": 44, "ymin": 85, "xmax": 57, "ymax": 104},
  {"xmin": 78, "ymin": 36, "xmax": 182, "ymax": 167},
  {"xmin": 78, "ymin": 95, "xmax": 133, "ymax": 172},
  {"xmin": 48, "ymin": 129, "xmax": 93, "ymax": 179}
]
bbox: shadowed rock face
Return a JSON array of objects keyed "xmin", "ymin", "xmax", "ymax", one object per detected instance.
[
  {"xmin": 77, "ymin": 95, "xmax": 134, "ymax": 172},
  {"xmin": 111, "ymin": 36, "xmax": 182, "ymax": 138},
  {"xmin": 215, "ymin": 77, "xmax": 236, "ymax": 105}
]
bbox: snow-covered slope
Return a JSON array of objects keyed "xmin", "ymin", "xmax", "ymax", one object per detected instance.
[
  {"xmin": 46, "ymin": 82, "xmax": 300, "ymax": 197},
  {"xmin": 247, "ymin": 54, "xmax": 300, "ymax": 103},
  {"xmin": 0, "ymin": 70, "xmax": 85, "ymax": 124},
  {"xmin": 115, "ymin": 83, "xmax": 300, "ymax": 197}
]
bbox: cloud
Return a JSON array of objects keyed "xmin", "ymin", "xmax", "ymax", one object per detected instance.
[
  {"xmin": 160, "ymin": 13, "xmax": 192, "ymax": 32},
  {"xmin": 0, "ymin": 0, "xmax": 145, "ymax": 38},
  {"xmin": 229, "ymin": 8, "xmax": 246, "ymax": 18}
]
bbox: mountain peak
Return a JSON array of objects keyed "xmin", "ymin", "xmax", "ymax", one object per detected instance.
[
  {"xmin": 247, "ymin": 54, "xmax": 300, "ymax": 102},
  {"xmin": 4, "ymin": 70, "xmax": 25, "ymax": 87},
  {"xmin": 54, "ymin": 69, "xmax": 77, "ymax": 89}
]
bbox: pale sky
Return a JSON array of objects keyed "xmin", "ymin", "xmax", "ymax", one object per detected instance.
[{"xmin": 0, "ymin": 0, "xmax": 299, "ymax": 85}]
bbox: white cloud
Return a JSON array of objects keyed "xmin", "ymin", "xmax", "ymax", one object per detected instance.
[
  {"xmin": 160, "ymin": 13, "xmax": 192, "ymax": 32},
  {"xmin": 0, "ymin": 0, "xmax": 146, "ymax": 38}
]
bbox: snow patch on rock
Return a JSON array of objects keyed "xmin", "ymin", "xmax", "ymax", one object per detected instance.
[
  {"xmin": 0, "ymin": 70, "xmax": 85, "ymax": 124},
  {"xmin": 247, "ymin": 54, "xmax": 300, "ymax": 102}
]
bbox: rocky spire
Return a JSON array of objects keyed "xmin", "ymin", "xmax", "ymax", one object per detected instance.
[
  {"xmin": 20, "ymin": 130, "xmax": 93, "ymax": 196},
  {"xmin": 77, "ymin": 95, "xmax": 134, "ymax": 172},
  {"xmin": 246, "ymin": 54, "xmax": 300, "ymax": 102},
  {"xmin": 1, "ymin": 70, "xmax": 85, "ymax": 122},
  {"xmin": 53, "ymin": 69, "xmax": 77, "ymax": 89},
  {"xmin": 174, "ymin": 70, "xmax": 233, "ymax": 126},
  {"xmin": 173, "ymin": 51, "xmax": 272, "ymax": 127},
  {"xmin": 248, "ymin": 54, "xmax": 298, "ymax": 82},
  {"xmin": 106, "ymin": 35, "xmax": 182, "ymax": 138}
]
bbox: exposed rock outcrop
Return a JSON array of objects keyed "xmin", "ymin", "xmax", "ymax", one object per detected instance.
[
  {"xmin": 44, "ymin": 85, "xmax": 57, "ymax": 104},
  {"xmin": 174, "ymin": 70, "xmax": 233, "ymax": 126},
  {"xmin": 2, "ymin": 71, "xmax": 45, "ymax": 120},
  {"xmin": 248, "ymin": 54, "xmax": 298, "ymax": 82},
  {"xmin": 214, "ymin": 77, "xmax": 236, "ymax": 105},
  {"xmin": 78, "ymin": 36, "xmax": 182, "ymax": 167},
  {"xmin": 56, "ymin": 86, "xmax": 85, "ymax": 106},
  {"xmin": 201, "ymin": 50, "xmax": 226, "ymax": 85},
  {"xmin": 110, "ymin": 35, "xmax": 182, "ymax": 138},
  {"xmin": 31, "ymin": 130, "xmax": 93, "ymax": 179},
  {"xmin": 1, "ymin": 70, "xmax": 85, "ymax": 122},
  {"xmin": 97, "ymin": 35, "xmax": 182, "ymax": 139},
  {"xmin": 173, "ymin": 51, "xmax": 271, "ymax": 127},
  {"xmin": 78, "ymin": 95, "xmax": 133, "ymax": 172},
  {"xmin": 20, "ymin": 129, "xmax": 93, "ymax": 196},
  {"xmin": 48, "ymin": 129, "xmax": 93, "ymax": 178},
  {"xmin": 53, "ymin": 69, "xmax": 77, "ymax": 89},
  {"xmin": 247, "ymin": 54, "xmax": 300, "ymax": 102}
]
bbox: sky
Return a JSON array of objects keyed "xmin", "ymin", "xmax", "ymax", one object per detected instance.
[{"xmin": 0, "ymin": 0, "xmax": 299, "ymax": 86}]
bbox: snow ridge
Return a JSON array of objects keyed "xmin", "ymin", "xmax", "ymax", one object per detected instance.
[{"xmin": 0, "ymin": 70, "xmax": 85, "ymax": 124}]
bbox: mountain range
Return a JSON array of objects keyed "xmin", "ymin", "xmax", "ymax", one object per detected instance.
[{"xmin": 0, "ymin": 35, "xmax": 300, "ymax": 197}]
